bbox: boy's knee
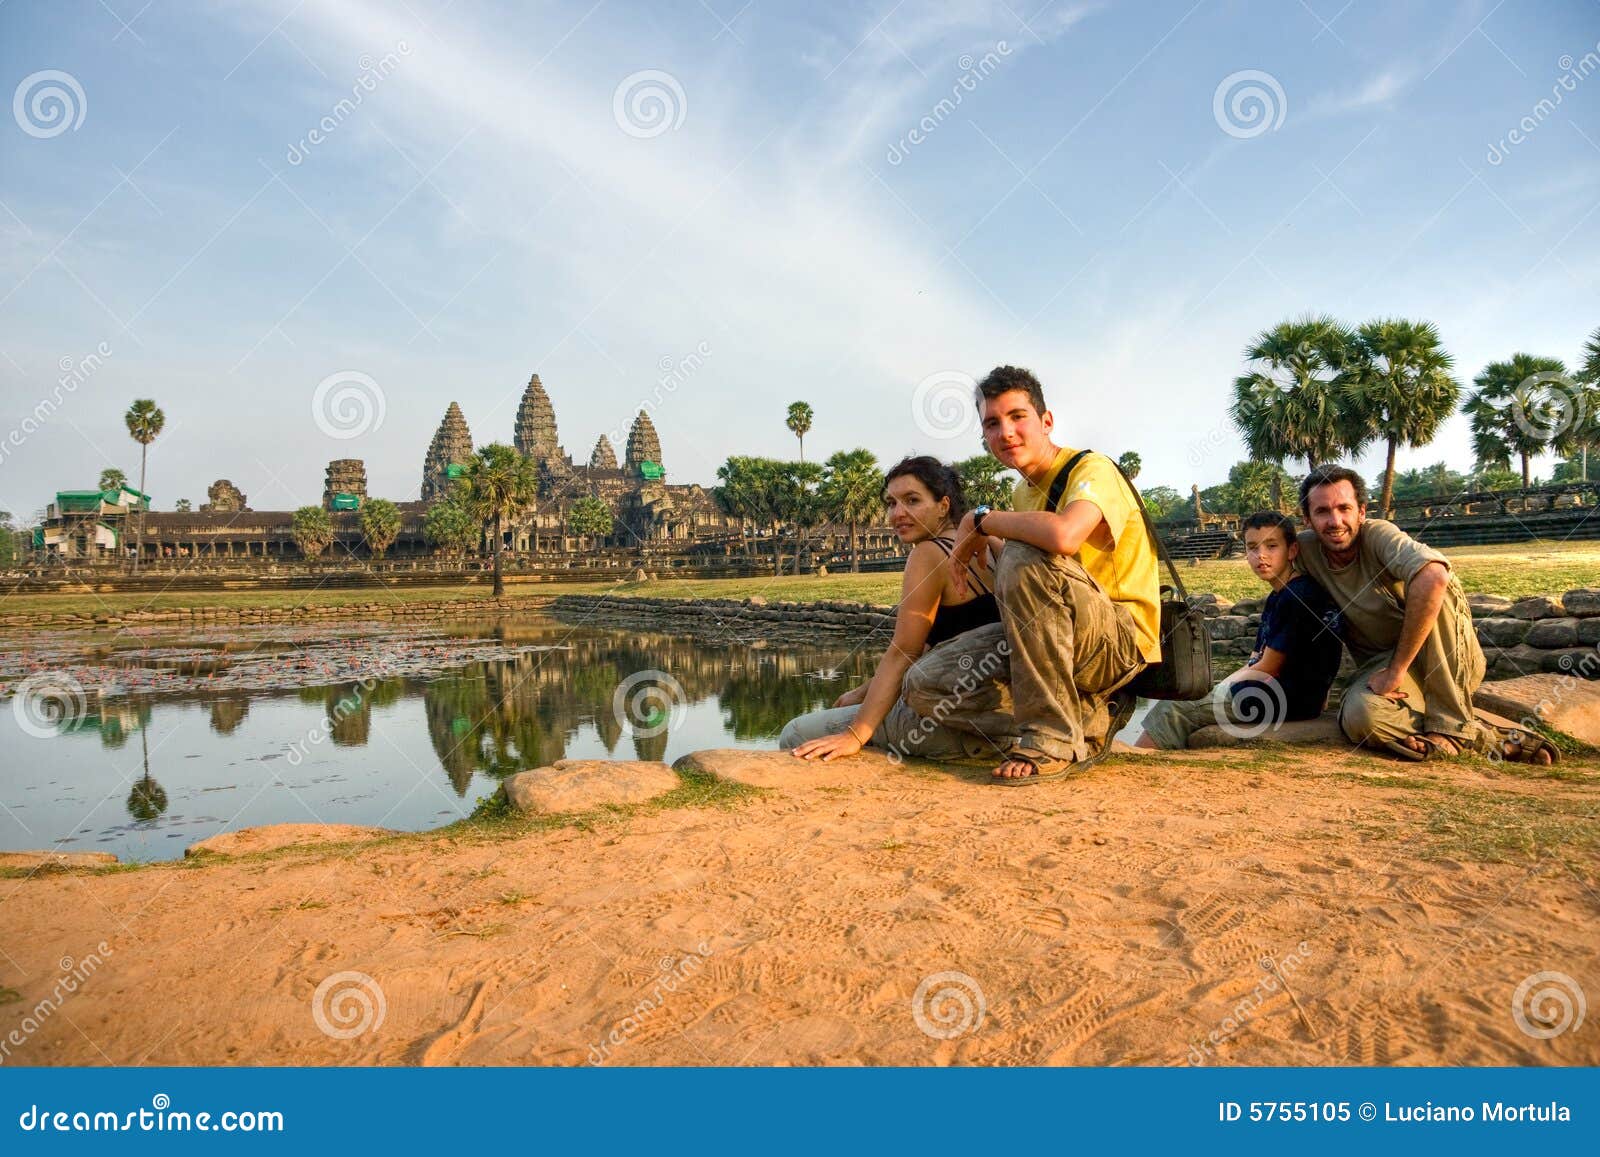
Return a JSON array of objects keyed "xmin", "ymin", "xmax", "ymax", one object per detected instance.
[
  {"xmin": 994, "ymin": 541, "xmax": 1051, "ymax": 599},
  {"xmin": 777, "ymin": 719, "xmax": 802, "ymax": 749}
]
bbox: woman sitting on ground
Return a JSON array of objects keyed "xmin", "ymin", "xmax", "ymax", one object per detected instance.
[{"xmin": 781, "ymin": 455, "xmax": 1005, "ymax": 762}]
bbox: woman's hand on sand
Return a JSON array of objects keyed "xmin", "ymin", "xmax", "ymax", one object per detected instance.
[{"xmin": 791, "ymin": 730, "xmax": 865, "ymax": 762}]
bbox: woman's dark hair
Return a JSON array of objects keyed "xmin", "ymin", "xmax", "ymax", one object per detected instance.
[{"xmin": 883, "ymin": 455, "xmax": 967, "ymax": 523}]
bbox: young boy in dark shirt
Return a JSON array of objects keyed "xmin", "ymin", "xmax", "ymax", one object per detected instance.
[{"xmin": 1135, "ymin": 511, "xmax": 1344, "ymax": 749}]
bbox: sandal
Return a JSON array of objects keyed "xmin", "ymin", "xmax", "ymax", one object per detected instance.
[
  {"xmin": 992, "ymin": 745, "xmax": 1082, "ymax": 787},
  {"xmin": 1494, "ymin": 727, "xmax": 1561, "ymax": 766},
  {"xmin": 1416, "ymin": 733, "xmax": 1466, "ymax": 761}
]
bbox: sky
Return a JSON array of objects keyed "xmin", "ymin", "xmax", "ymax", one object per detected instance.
[{"xmin": 1, "ymin": 0, "xmax": 1598, "ymax": 518}]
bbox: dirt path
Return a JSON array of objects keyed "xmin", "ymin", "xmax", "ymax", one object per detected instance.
[{"xmin": 3, "ymin": 746, "xmax": 1597, "ymax": 1066}]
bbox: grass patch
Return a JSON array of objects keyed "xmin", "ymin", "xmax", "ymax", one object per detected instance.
[
  {"xmin": 0, "ymin": 986, "xmax": 20, "ymax": 1005},
  {"xmin": 1420, "ymin": 787, "xmax": 1600, "ymax": 869}
]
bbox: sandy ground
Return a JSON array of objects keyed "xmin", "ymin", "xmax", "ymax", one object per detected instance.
[{"xmin": 3, "ymin": 745, "xmax": 1597, "ymax": 1067}]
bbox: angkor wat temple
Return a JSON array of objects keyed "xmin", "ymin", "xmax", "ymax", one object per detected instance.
[{"xmin": 39, "ymin": 374, "xmax": 738, "ymax": 564}]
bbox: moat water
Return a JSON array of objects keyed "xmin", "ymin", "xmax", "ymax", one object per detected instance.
[{"xmin": 0, "ymin": 616, "xmax": 877, "ymax": 862}]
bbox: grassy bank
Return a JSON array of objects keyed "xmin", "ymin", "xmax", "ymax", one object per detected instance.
[{"xmin": 2, "ymin": 540, "xmax": 1596, "ymax": 620}]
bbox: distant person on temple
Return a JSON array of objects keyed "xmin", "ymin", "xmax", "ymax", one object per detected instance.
[
  {"xmin": 1294, "ymin": 464, "xmax": 1556, "ymax": 764},
  {"xmin": 781, "ymin": 456, "xmax": 1012, "ymax": 762},
  {"xmin": 1134, "ymin": 511, "xmax": 1343, "ymax": 750}
]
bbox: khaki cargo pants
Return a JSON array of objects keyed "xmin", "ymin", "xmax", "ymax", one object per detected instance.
[
  {"xmin": 903, "ymin": 542, "xmax": 1146, "ymax": 762},
  {"xmin": 1337, "ymin": 581, "xmax": 1486, "ymax": 760}
]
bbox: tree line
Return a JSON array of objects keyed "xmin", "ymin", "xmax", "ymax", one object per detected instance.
[{"xmin": 1229, "ymin": 316, "xmax": 1600, "ymax": 514}]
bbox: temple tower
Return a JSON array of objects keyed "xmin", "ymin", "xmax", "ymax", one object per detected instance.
[
  {"xmin": 624, "ymin": 410, "xmax": 663, "ymax": 479},
  {"xmin": 422, "ymin": 402, "xmax": 473, "ymax": 501},
  {"xmin": 322, "ymin": 459, "xmax": 368, "ymax": 510},
  {"xmin": 588, "ymin": 435, "xmax": 618, "ymax": 471}
]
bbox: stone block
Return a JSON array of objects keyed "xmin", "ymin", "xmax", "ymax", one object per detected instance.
[
  {"xmin": 1206, "ymin": 615, "xmax": 1252, "ymax": 640},
  {"xmin": 1186, "ymin": 714, "xmax": 1344, "ymax": 749},
  {"xmin": 186, "ymin": 823, "xmax": 395, "ymax": 858},
  {"xmin": 674, "ymin": 747, "xmax": 899, "ymax": 788},
  {"xmin": 1563, "ymin": 589, "xmax": 1600, "ymax": 617},
  {"xmin": 0, "ymin": 850, "xmax": 118, "ymax": 870},
  {"xmin": 502, "ymin": 760, "xmax": 679, "ymax": 814},
  {"xmin": 1510, "ymin": 595, "xmax": 1564, "ymax": 620},
  {"xmin": 1475, "ymin": 617, "xmax": 1530, "ymax": 647},
  {"xmin": 1580, "ymin": 619, "xmax": 1600, "ymax": 646},
  {"xmin": 1468, "ymin": 593, "xmax": 1514, "ymax": 617},
  {"xmin": 1524, "ymin": 618, "xmax": 1580, "ymax": 648},
  {"xmin": 1474, "ymin": 673, "xmax": 1600, "ymax": 744}
]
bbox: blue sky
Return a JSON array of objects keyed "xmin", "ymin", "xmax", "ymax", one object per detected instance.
[{"xmin": 1, "ymin": 0, "xmax": 1597, "ymax": 516}]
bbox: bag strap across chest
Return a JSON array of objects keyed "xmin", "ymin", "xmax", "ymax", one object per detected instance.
[{"xmin": 1041, "ymin": 449, "xmax": 1189, "ymax": 602}]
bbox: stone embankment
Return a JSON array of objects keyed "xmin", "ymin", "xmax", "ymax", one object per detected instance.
[{"xmin": 0, "ymin": 595, "xmax": 551, "ymax": 631}]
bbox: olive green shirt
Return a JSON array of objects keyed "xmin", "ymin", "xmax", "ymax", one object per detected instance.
[{"xmin": 1295, "ymin": 519, "xmax": 1449, "ymax": 665}]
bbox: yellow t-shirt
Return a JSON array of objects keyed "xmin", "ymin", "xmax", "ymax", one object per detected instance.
[{"xmin": 1012, "ymin": 445, "xmax": 1162, "ymax": 663}]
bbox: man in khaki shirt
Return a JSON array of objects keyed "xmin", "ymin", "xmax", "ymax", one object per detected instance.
[{"xmin": 1296, "ymin": 464, "xmax": 1553, "ymax": 764}]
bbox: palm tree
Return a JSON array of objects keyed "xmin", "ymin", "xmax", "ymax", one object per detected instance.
[
  {"xmin": 174, "ymin": 498, "xmax": 192, "ymax": 513},
  {"xmin": 1344, "ymin": 319, "xmax": 1461, "ymax": 515},
  {"xmin": 780, "ymin": 460, "xmax": 825, "ymax": 574},
  {"xmin": 462, "ymin": 443, "xmax": 539, "ymax": 597},
  {"xmin": 1231, "ymin": 316, "xmax": 1369, "ymax": 507},
  {"xmin": 1115, "ymin": 451, "xmax": 1142, "ymax": 481},
  {"xmin": 956, "ymin": 456, "xmax": 1016, "ymax": 510},
  {"xmin": 123, "ymin": 399, "xmax": 164, "ymax": 570},
  {"xmin": 423, "ymin": 494, "xmax": 480, "ymax": 557},
  {"xmin": 1466, "ymin": 354, "xmax": 1569, "ymax": 489},
  {"xmin": 567, "ymin": 496, "xmax": 614, "ymax": 550},
  {"xmin": 359, "ymin": 498, "xmax": 403, "ymax": 559},
  {"xmin": 291, "ymin": 506, "xmax": 335, "ymax": 558},
  {"xmin": 716, "ymin": 456, "xmax": 784, "ymax": 572},
  {"xmin": 1571, "ymin": 325, "xmax": 1600, "ymax": 481},
  {"xmin": 821, "ymin": 449, "xmax": 881, "ymax": 573},
  {"xmin": 99, "ymin": 467, "xmax": 127, "ymax": 493},
  {"xmin": 786, "ymin": 402, "xmax": 814, "ymax": 464}
]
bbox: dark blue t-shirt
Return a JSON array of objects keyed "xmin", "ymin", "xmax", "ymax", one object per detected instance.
[{"xmin": 1244, "ymin": 574, "xmax": 1344, "ymax": 720}]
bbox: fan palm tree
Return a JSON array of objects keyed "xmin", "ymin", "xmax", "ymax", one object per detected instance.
[
  {"xmin": 98, "ymin": 467, "xmax": 126, "ymax": 493},
  {"xmin": 291, "ymin": 506, "xmax": 335, "ymax": 558},
  {"xmin": 786, "ymin": 402, "xmax": 814, "ymax": 464},
  {"xmin": 123, "ymin": 399, "xmax": 164, "ymax": 570},
  {"xmin": 821, "ymin": 448, "xmax": 881, "ymax": 573},
  {"xmin": 1465, "ymin": 354, "xmax": 1569, "ymax": 489},
  {"xmin": 1571, "ymin": 325, "xmax": 1600, "ymax": 481},
  {"xmin": 955, "ymin": 455, "xmax": 1016, "ymax": 510},
  {"xmin": 462, "ymin": 443, "xmax": 539, "ymax": 597},
  {"xmin": 1344, "ymin": 319, "xmax": 1461, "ymax": 515},
  {"xmin": 1115, "ymin": 451, "xmax": 1142, "ymax": 481},
  {"xmin": 359, "ymin": 498, "xmax": 403, "ymax": 559},
  {"xmin": 1230, "ymin": 316, "xmax": 1368, "ymax": 508}
]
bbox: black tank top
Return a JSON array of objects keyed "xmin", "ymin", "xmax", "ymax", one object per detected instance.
[{"xmin": 924, "ymin": 536, "xmax": 1001, "ymax": 648}]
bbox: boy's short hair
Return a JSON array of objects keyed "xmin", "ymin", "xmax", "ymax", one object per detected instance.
[
  {"xmin": 1241, "ymin": 510, "xmax": 1297, "ymax": 546},
  {"xmin": 1298, "ymin": 463, "xmax": 1367, "ymax": 515},
  {"xmin": 975, "ymin": 365, "xmax": 1047, "ymax": 418}
]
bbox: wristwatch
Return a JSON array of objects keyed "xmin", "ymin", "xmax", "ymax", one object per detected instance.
[{"xmin": 972, "ymin": 505, "xmax": 992, "ymax": 534}]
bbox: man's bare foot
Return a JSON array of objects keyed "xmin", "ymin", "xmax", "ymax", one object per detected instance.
[
  {"xmin": 1421, "ymin": 732, "xmax": 1464, "ymax": 757},
  {"xmin": 1397, "ymin": 734, "xmax": 1428, "ymax": 756},
  {"xmin": 993, "ymin": 755, "xmax": 1039, "ymax": 780}
]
